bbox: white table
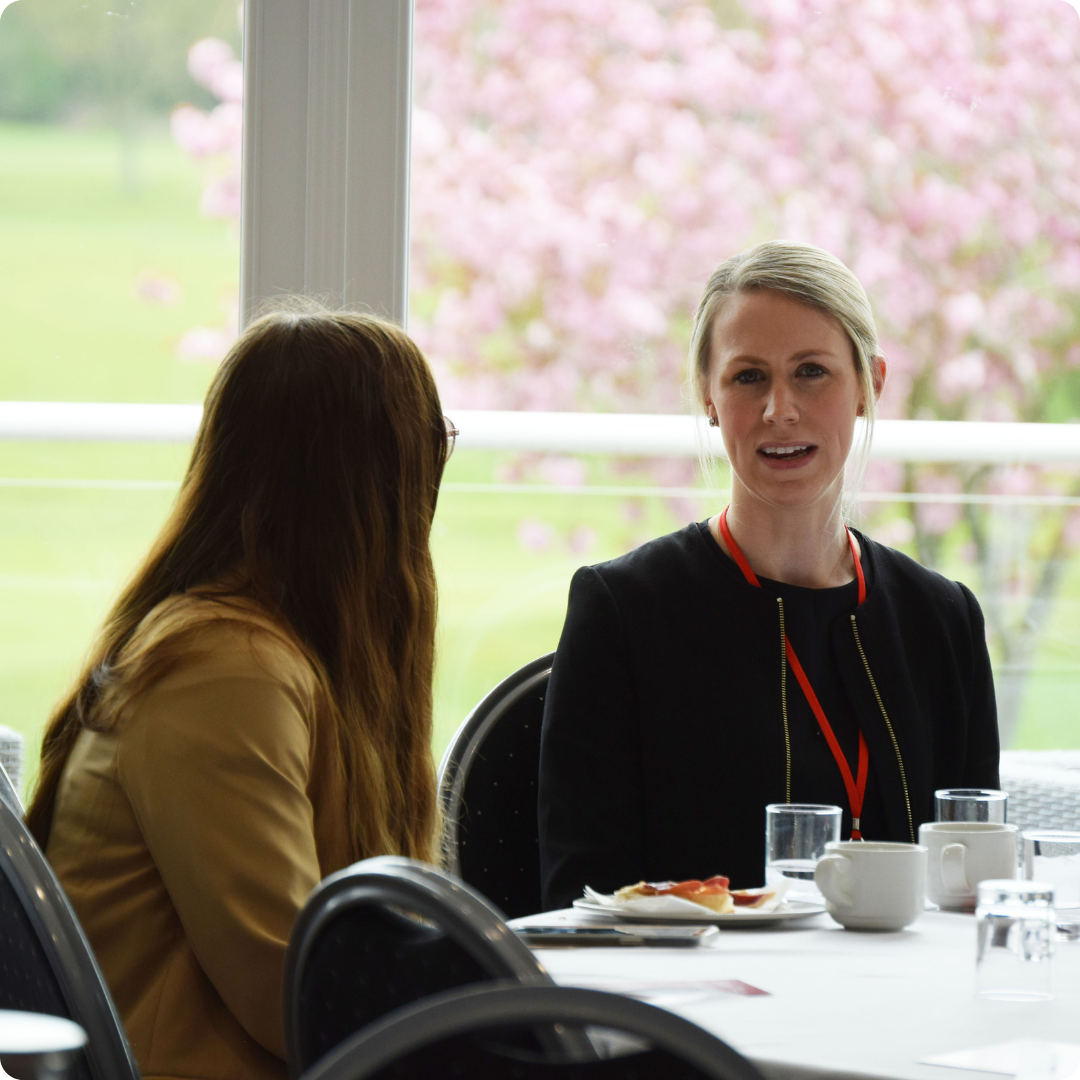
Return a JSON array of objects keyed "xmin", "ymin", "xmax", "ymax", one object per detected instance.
[{"xmin": 512, "ymin": 909, "xmax": 1080, "ymax": 1080}]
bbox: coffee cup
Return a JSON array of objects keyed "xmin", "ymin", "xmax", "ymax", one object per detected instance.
[
  {"xmin": 919, "ymin": 821, "xmax": 1018, "ymax": 911},
  {"xmin": 814, "ymin": 841, "xmax": 927, "ymax": 931}
]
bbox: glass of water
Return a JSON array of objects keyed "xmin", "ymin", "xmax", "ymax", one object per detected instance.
[
  {"xmin": 765, "ymin": 803, "xmax": 842, "ymax": 902},
  {"xmin": 935, "ymin": 788, "xmax": 1008, "ymax": 824},
  {"xmin": 976, "ymin": 879, "xmax": 1055, "ymax": 1001},
  {"xmin": 1022, "ymin": 831, "xmax": 1080, "ymax": 942}
]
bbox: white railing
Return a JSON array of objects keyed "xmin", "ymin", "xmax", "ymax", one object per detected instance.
[
  {"xmin": 5, "ymin": 401, "xmax": 1080, "ymax": 463},
  {"xmin": 0, "ymin": 402, "xmax": 202, "ymax": 443}
]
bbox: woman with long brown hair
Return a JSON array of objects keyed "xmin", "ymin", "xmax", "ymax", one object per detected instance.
[{"xmin": 29, "ymin": 309, "xmax": 451, "ymax": 1080}]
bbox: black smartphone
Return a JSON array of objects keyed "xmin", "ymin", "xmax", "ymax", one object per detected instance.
[{"xmin": 514, "ymin": 924, "xmax": 718, "ymax": 947}]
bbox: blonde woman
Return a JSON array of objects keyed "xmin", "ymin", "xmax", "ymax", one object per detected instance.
[
  {"xmin": 539, "ymin": 241, "xmax": 999, "ymax": 910},
  {"xmin": 29, "ymin": 310, "xmax": 451, "ymax": 1080}
]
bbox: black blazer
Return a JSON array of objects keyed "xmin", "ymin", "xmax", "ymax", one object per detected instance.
[{"xmin": 538, "ymin": 523, "xmax": 999, "ymax": 910}]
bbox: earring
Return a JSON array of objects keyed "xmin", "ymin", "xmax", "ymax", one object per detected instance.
[{"xmin": 708, "ymin": 413, "xmax": 718, "ymax": 427}]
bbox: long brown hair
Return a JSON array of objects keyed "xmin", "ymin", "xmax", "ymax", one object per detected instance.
[{"xmin": 28, "ymin": 307, "xmax": 447, "ymax": 865}]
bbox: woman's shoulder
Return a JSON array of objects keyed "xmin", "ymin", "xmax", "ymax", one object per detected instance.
[
  {"xmin": 107, "ymin": 596, "xmax": 330, "ymax": 831},
  {"xmin": 859, "ymin": 532, "xmax": 979, "ymax": 618},
  {"xmin": 571, "ymin": 523, "xmax": 718, "ymax": 607},
  {"xmin": 590, "ymin": 522, "xmax": 711, "ymax": 578},
  {"xmin": 111, "ymin": 592, "xmax": 321, "ymax": 716}
]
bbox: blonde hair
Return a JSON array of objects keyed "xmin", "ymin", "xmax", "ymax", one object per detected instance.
[{"xmin": 689, "ymin": 240, "xmax": 880, "ymax": 498}]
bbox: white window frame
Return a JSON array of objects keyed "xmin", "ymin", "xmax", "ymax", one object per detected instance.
[{"xmin": 240, "ymin": 0, "xmax": 413, "ymax": 326}]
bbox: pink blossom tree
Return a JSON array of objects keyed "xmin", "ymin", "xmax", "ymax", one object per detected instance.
[
  {"xmin": 175, "ymin": 0, "xmax": 1080, "ymax": 739},
  {"xmin": 409, "ymin": 0, "xmax": 1080, "ymax": 740},
  {"xmin": 171, "ymin": 36, "xmax": 242, "ymax": 361}
]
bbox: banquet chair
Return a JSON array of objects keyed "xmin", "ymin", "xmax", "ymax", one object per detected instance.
[
  {"xmin": 0, "ymin": 800, "xmax": 140, "ymax": 1080},
  {"xmin": 295, "ymin": 982, "xmax": 769, "ymax": 1080},
  {"xmin": 0, "ymin": 759, "xmax": 24, "ymax": 819},
  {"xmin": 0, "ymin": 727, "xmax": 24, "ymax": 803},
  {"xmin": 999, "ymin": 750, "xmax": 1080, "ymax": 832},
  {"xmin": 438, "ymin": 652, "xmax": 554, "ymax": 918},
  {"xmin": 283, "ymin": 854, "xmax": 571, "ymax": 1077},
  {"xmin": 0, "ymin": 1009, "xmax": 87, "ymax": 1080}
]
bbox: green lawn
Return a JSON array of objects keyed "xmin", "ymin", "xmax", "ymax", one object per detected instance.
[
  {"xmin": 0, "ymin": 123, "xmax": 235, "ymax": 403},
  {"xmin": 1, "ymin": 122, "xmax": 1079, "ymax": 800},
  {"xmin": 0, "ymin": 440, "xmax": 698, "ymax": 794}
]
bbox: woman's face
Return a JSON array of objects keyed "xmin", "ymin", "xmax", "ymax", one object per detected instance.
[{"xmin": 705, "ymin": 290, "xmax": 873, "ymax": 510}]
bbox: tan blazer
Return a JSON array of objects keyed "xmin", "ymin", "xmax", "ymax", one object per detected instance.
[{"xmin": 46, "ymin": 596, "xmax": 350, "ymax": 1080}]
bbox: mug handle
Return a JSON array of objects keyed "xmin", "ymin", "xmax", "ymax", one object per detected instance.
[
  {"xmin": 815, "ymin": 853, "xmax": 854, "ymax": 907},
  {"xmin": 941, "ymin": 843, "xmax": 969, "ymax": 893}
]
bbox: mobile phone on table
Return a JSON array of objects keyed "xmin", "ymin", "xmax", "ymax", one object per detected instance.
[{"xmin": 515, "ymin": 924, "xmax": 718, "ymax": 947}]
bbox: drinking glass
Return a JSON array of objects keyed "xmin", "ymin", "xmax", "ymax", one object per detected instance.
[
  {"xmin": 935, "ymin": 788, "xmax": 1008, "ymax": 824},
  {"xmin": 1022, "ymin": 831, "xmax": 1080, "ymax": 942},
  {"xmin": 765, "ymin": 803, "xmax": 842, "ymax": 902},
  {"xmin": 975, "ymin": 879, "xmax": 1055, "ymax": 1001}
]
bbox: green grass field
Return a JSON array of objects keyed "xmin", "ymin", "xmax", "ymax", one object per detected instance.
[
  {"xmin": 0, "ymin": 440, "xmax": 698, "ymax": 794},
  {"xmin": 2, "ymin": 122, "xmax": 1079, "ymax": 798}
]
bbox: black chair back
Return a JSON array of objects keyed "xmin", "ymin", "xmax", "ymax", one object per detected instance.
[
  {"xmin": 437, "ymin": 653, "xmax": 553, "ymax": 918},
  {"xmin": 0, "ymin": 802, "xmax": 140, "ymax": 1080},
  {"xmin": 296, "ymin": 981, "xmax": 771, "ymax": 1080},
  {"xmin": 283, "ymin": 856, "xmax": 556, "ymax": 1077}
]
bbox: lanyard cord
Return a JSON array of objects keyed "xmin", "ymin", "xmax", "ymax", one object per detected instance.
[{"xmin": 718, "ymin": 508, "xmax": 869, "ymax": 840}]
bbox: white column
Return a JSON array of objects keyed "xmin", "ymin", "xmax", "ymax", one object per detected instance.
[{"xmin": 240, "ymin": 0, "xmax": 413, "ymax": 327}]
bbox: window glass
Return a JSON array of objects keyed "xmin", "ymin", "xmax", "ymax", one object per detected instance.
[
  {"xmin": 0, "ymin": 0, "xmax": 240, "ymax": 788},
  {"xmin": 414, "ymin": 0, "xmax": 1080, "ymax": 752},
  {"xmin": 3, "ymin": 0, "xmax": 1080, "ymax": 794}
]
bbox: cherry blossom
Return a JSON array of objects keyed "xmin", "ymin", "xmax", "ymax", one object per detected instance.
[
  {"xmin": 186, "ymin": 37, "xmax": 243, "ymax": 104},
  {"xmin": 517, "ymin": 518, "xmax": 557, "ymax": 552},
  {"xmin": 170, "ymin": 39, "xmax": 242, "ymax": 221},
  {"xmin": 412, "ymin": 0, "xmax": 1080, "ymax": 435},
  {"xmin": 130, "ymin": 270, "xmax": 181, "ymax": 307},
  {"xmin": 567, "ymin": 526, "xmax": 598, "ymax": 554},
  {"xmin": 407, "ymin": 0, "xmax": 1080, "ymax": 739},
  {"xmin": 173, "ymin": 1, "xmax": 1080, "ymax": 737}
]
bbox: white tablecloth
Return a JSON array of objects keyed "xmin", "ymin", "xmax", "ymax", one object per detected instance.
[{"xmin": 512, "ymin": 908, "xmax": 1080, "ymax": 1080}]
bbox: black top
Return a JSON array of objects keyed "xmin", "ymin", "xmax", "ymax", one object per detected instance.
[
  {"xmin": 538, "ymin": 522, "xmax": 1000, "ymax": 910},
  {"xmin": 708, "ymin": 522, "xmax": 887, "ymax": 840}
]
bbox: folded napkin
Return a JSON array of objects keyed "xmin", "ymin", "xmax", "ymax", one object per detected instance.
[{"xmin": 583, "ymin": 881, "xmax": 790, "ymax": 917}]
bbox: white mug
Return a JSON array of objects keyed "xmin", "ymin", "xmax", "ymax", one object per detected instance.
[
  {"xmin": 814, "ymin": 841, "xmax": 928, "ymax": 931},
  {"xmin": 919, "ymin": 821, "xmax": 1018, "ymax": 910}
]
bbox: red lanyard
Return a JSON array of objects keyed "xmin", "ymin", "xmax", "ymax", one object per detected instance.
[{"xmin": 719, "ymin": 508, "xmax": 870, "ymax": 840}]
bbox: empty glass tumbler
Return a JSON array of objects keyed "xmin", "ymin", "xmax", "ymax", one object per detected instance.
[
  {"xmin": 765, "ymin": 803, "xmax": 842, "ymax": 903},
  {"xmin": 936, "ymin": 788, "xmax": 1008, "ymax": 824},
  {"xmin": 1023, "ymin": 831, "xmax": 1080, "ymax": 942},
  {"xmin": 976, "ymin": 879, "xmax": 1055, "ymax": 1001}
]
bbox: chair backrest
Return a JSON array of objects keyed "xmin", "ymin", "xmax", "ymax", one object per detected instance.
[
  {"xmin": 0, "ymin": 802, "xmax": 140, "ymax": 1080},
  {"xmin": 0, "ymin": 1009, "xmax": 87, "ymax": 1080},
  {"xmin": 0, "ymin": 760, "xmax": 24, "ymax": 819},
  {"xmin": 437, "ymin": 653, "xmax": 553, "ymax": 918},
  {"xmin": 296, "ymin": 982, "xmax": 771, "ymax": 1080},
  {"xmin": 282, "ymin": 855, "xmax": 555, "ymax": 1078},
  {"xmin": 0, "ymin": 727, "xmax": 24, "ymax": 802},
  {"xmin": 999, "ymin": 750, "xmax": 1080, "ymax": 832}
]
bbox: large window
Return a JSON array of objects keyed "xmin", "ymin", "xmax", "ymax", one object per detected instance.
[
  {"xmin": 410, "ymin": 0, "xmax": 1080, "ymax": 752},
  {"xmin": 0, "ymin": 0, "xmax": 239, "ymax": 786},
  {"xmin": 2, "ymin": 0, "xmax": 1079, "ymax": 795}
]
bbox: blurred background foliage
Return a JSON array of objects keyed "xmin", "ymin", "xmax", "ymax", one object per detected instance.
[
  {"xmin": 0, "ymin": 0, "xmax": 239, "ymax": 124},
  {"xmin": 3, "ymin": 0, "xmax": 1080, "ymax": 785}
]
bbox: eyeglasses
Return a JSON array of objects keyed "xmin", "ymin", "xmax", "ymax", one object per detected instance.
[{"xmin": 444, "ymin": 416, "xmax": 459, "ymax": 460}]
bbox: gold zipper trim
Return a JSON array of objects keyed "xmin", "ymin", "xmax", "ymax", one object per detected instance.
[
  {"xmin": 777, "ymin": 597, "xmax": 792, "ymax": 803},
  {"xmin": 850, "ymin": 614, "xmax": 914, "ymax": 842}
]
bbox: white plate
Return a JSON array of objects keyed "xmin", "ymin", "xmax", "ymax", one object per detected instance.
[{"xmin": 572, "ymin": 898, "xmax": 826, "ymax": 927}]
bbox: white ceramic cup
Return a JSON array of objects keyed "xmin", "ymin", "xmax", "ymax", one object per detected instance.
[
  {"xmin": 814, "ymin": 841, "xmax": 928, "ymax": 931},
  {"xmin": 919, "ymin": 821, "xmax": 1018, "ymax": 911}
]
